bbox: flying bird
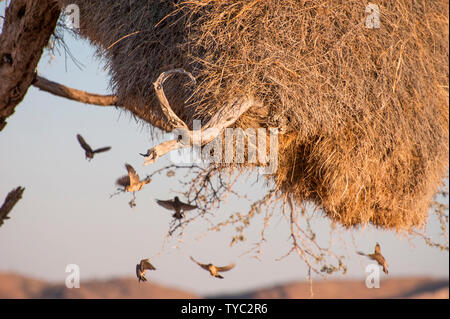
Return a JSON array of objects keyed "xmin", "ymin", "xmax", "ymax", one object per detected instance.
[
  {"xmin": 156, "ymin": 196, "xmax": 197, "ymax": 220},
  {"xmin": 190, "ymin": 256, "xmax": 235, "ymax": 279},
  {"xmin": 76, "ymin": 134, "xmax": 111, "ymax": 160},
  {"xmin": 357, "ymin": 242, "xmax": 389, "ymax": 275},
  {"xmin": 136, "ymin": 258, "xmax": 156, "ymax": 282},
  {"xmin": 116, "ymin": 164, "xmax": 150, "ymax": 193}
]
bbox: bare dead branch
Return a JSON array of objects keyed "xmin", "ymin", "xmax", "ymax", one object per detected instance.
[
  {"xmin": 202, "ymin": 96, "xmax": 262, "ymax": 131},
  {"xmin": 143, "ymin": 69, "xmax": 261, "ymax": 165},
  {"xmin": 153, "ymin": 69, "xmax": 194, "ymax": 129},
  {"xmin": 33, "ymin": 75, "xmax": 118, "ymax": 106},
  {"xmin": 143, "ymin": 139, "xmax": 189, "ymax": 165},
  {"xmin": 0, "ymin": 186, "xmax": 25, "ymax": 228}
]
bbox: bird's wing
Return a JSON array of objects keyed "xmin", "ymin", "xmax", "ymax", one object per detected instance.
[
  {"xmin": 136, "ymin": 264, "xmax": 141, "ymax": 277},
  {"xmin": 76, "ymin": 134, "xmax": 93, "ymax": 153},
  {"xmin": 216, "ymin": 263, "xmax": 235, "ymax": 272},
  {"xmin": 93, "ymin": 146, "xmax": 111, "ymax": 154},
  {"xmin": 356, "ymin": 251, "xmax": 366, "ymax": 256},
  {"xmin": 375, "ymin": 243, "xmax": 381, "ymax": 254},
  {"xmin": 156, "ymin": 199, "xmax": 176, "ymax": 211},
  {"xmin": 125, "ymin": 164, "xmax": 140, "ymax": 185},
  {"xmin": 374, "ymin": 254, "xmax": 386, "ymax": 265},
  {"xmin": 190, "ymin": 256, "xmax": 210, "ymax": 271},
  {"xmin": 116, "ymin": 175, "xmax": 130, "ymax": 187},
  {"xmin": 383, "ymin": 263, "xmax": 389, "ymax": 275},
  {"xmin": 141, "ymin": 259, "xmax": 156, "ymax": 271},
  {"xmin": 368, "ymin": 254, "xmax": 387, "ymax": 270},
  {"xmin": 179, "ymin": 202, "xmax": 198, "ymax": 212}
]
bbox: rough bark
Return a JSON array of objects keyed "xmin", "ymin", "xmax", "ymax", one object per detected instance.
[{"xmin": 0, "ymin": 0, "xmax": 61, "ymax": 131}]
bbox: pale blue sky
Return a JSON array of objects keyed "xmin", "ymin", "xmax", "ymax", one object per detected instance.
[{"xmin": 0, "ymin": 10, "xmax": 448, "ymax": 295}]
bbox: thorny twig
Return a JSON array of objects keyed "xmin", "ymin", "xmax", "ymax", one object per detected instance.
[{"xmin": 409, "ymin": 180, "xmax": 449, "ymax": 251}]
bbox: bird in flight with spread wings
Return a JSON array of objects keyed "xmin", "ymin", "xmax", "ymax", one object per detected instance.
[
  {"xmin": 116, "ymin": 164, "xmax": 150, "ymax": 193},
  {"xmin": 156, "ymin": 196, "xmax": 197, "ymax": 220},
  {"xmin": 357, "ymin": 242, "xmax": 389, "ymax": 275},
  {"xmin": 136, "ymin": 258, "xmax": 156, "ymax": 282},
  {"xmin": 190, "ymin": 256, "xmax": 235, "ymax": 279},
  {"xmin": 76, "ymin": 134, "xmax": 111, "ymax": 161}
]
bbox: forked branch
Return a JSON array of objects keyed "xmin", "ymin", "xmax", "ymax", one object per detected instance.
[
  {"xmin": 143, "ymin": 69, "xmax": 261, "ymax": 166},
  {"xmin": 153, "ymin": 68, "xmax": 194, "ymax": 129}
]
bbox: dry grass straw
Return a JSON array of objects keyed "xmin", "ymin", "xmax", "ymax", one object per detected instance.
[{"xmin": 62, "ymin": 0, "xmax": 449, "ymax": 230}]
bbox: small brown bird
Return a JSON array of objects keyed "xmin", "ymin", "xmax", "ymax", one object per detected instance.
[
  {"xmin": 190, "ymin": 256, "xmax": 235, "ymax": 279},
  {"xmin": 76, "ymin": 134, "xmax": 111, "ymax": 160},
  {"xmin": 156, "ymin": 196, "xmax": 197, "ymax": 220},
  {"xmin": 357, "ymin": 242, "xmax": 389, "ymax": 275},
  {"xmin": 116, "ymin": 164, "xmax": 150, "ymax": 193},
  {"xmin": 136, "ymin": 258, "xmax": 156, "ymax": 282}
]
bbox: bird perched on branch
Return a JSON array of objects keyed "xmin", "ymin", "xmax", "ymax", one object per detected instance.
[
  {"xmin": 76, "ymin": 134, "xmax": 111, "ymax": 160},
  {"xmin": 190, "ymin": 256, "xmax": 235, "ymax": 279},
  {"xmin": 357, "ymin": 242, "xmax": 389, "ymax": 275},
  {"xmin": 116, "ymin": 164, "xmax": 150, "ymax": 193},
  {"xmin": 136, "ymin": 258, "xmax": 156, "ymax": 282},
  {"xmin": 156, "ymin": 196, "xmax": 197, "ymax": 220}
]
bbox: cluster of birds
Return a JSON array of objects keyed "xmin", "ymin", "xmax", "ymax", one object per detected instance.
[
  {"xmin": 76, "ymin": 134, "xmax": 197, "ymax": 217},
  {"xmin": 135, "ymin": 243, "xmax": 388, "ymax": 283},
  {"xmin": 76, "ymin": 134, "xmax": 389, "ymax": 283},
  {"xmin": 76, "ymin": 134, "xmax": 235, "ymax": 282},
  {"xmin": 136, "ymin": 257, "xmax": 236, "ymax": 282}
]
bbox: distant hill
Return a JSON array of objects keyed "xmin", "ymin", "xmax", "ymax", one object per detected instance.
[
  {"xmin": 211, "ymin": 277, "xmax": 449, "ymax": 299},
  {"xmin": 0, "ymin": 272, "xmax": 447, "ymax": 299},
  {"xmin": 0, "ymin": 273, "xmax": 198, "ymax": 299}
]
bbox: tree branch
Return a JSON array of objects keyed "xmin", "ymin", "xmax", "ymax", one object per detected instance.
[
  {"xmin": 0, "ymin": 186, "xmax": 25, "ymax": 228},
  {"xmin": 143, "ymin": 139, "xmax": 188, "ymax": 165},
  {"xmin": 142, "ymin": 69, "xmax": 261, "ymax": 166},
  {"xmin": 33, "ymin": 75, "xmax": 118, "ymax": 106},
  {"xmin": 0, "ymin": 0, "xmax": 61, "ymax": 131},
  {"xmin": 32, "ymin": 75, "xmax": 178, "ymax": 132},
  {"xmin": 153, "ymin": 68, "xmax": 195, "ymax": 129}
]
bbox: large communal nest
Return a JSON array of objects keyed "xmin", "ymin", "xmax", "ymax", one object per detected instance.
[{"xmin": 60, "ymin": 0, "xmax": 449, "ymax": 231}]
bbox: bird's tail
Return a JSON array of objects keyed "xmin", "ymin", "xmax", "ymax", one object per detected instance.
[{"xmin": 215, "ymin": 274, "xmax": 224, "ymax": 279}]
